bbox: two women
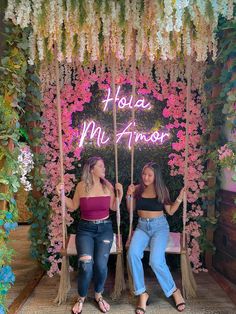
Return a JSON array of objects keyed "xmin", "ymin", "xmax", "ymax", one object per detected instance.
[{"xmin": 57, "ymin": 158, "xmax": 185, "ymax": 313}]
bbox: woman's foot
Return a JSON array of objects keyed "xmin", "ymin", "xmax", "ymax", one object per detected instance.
[
  {"xmin": 71, "ymin": 297, "xmax": 84, "ymax": 314},
  {"xmin": 135, "ymin": 291, "xmax": 150, "ymax": 314},
  {"xmin": 172, "ymin": 289, "xmax": 185, "ymax": 312},
  {"xmin": 94, "ymin": 294, "xmax": 110, "ymax": 313}
]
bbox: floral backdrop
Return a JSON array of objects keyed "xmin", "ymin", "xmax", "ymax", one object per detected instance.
[{"xmin": 40, "ymin": 68, "xmax": 206, "ymax": 276}]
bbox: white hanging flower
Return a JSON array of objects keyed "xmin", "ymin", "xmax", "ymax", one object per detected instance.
[
  {"xmin": 37, "ymin": 34, "xmax": 44, "ymax": 61},
  {"xmin": 49, "ymin": 0, "xmax": 56, "ymax": 35},
  {"xmin": 17, "ymin": 145, "xmax": 34, "ymax": 192},
  {"xmin": 186, "ymin": 27, "xmax": 192, "ymax": 56},
  {"xmin": 174, "ymin": 0, "xmax": 184, "ymax": 32},
  {"xmin": 211, "ymin": 0, "xmax": 219, "ymax": 20},
  {"xmin": 125, "ymin": 0, "xmax": 131, "ymax": 21},
  {"xmin": 196, "ymin": 0, "xmax": 206, "ymax": 16},
  {"xmin": 211, "ymin": 31, "xmax": 218, "ymax": 61},
  {"xmin": 78, "ymin": 31, "xmax": 86, "ymax": 63},
  {"xmin": 164, "ymin": 0, "xmax": 173, "ymax": 32},
  {"xmin": 227, "ymin": 0, "xmax": 234, "ymax": 20},
  {"xmin": 28, "ymin": 31, "xmax": 36, "ymax": 65},
  {"xmin": 4, "ymin": 0, "xmax": 16, "ymax": 23}
]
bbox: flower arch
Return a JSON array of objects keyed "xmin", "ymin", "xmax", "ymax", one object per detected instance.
[{"xmin": 41, "ymin": 68, "xmax": 205, "ymax": 275}]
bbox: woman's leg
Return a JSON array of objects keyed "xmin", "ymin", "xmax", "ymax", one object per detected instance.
[
  {"xmin": 93, "ymin": 222, "xmax": 113, "ymax": 312},
  {"xmin": 127, "ymin": 227, "xmax": 150, "ymax": 296},
  {"xmin": 76, "ymin": 222, "xmax": 95, "ymax": 297},
  {"xmin": 72, "ymin": 223, "xmax": 95, "ymax": 314},
  {"xmin": 148, "ymin": 218, "xmax": 176, "ymax": 298}
]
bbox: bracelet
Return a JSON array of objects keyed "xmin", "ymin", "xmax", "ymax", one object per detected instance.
[
  {"xmin": 176, "ymin": 197, "xmax": 182, "ymax": 203},
  {"xmin": 126, "ymin": 194, "xmax": 132, "ymax": 199}
]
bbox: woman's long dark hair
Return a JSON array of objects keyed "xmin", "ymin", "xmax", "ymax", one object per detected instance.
[
  {"xmin": 82, "ymin": 156, "xmax": 108, "ymax": 193},
  {"xmin": 135, "ymin": 162, "xmax": 171, "ymax": 205}
]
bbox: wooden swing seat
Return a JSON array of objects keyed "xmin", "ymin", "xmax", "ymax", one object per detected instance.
[{"xmin": 61, "ymin": 233, "xmax": 123, "ymax": 256}]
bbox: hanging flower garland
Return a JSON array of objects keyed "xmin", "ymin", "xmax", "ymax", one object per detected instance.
[
  {"xmin": 41, "ymin": 67, "xmax": 205, "ymax": 275},
  {"xmin": 16, "ymin": 144, "xmax": 34, "ymax": 191},
  {"xmin": 163, "ymin": 80, "xmax": 206, "ymax": 271},
  {"xmin": 5, "ymin": 0, "xmax": 235, "ymax": 65}
]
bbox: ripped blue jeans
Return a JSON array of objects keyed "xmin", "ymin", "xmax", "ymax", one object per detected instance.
[{"xmin": 76, "ymin": 219, "xmax": 113, "ymax": 297}]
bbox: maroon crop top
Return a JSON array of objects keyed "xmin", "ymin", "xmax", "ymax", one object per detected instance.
[{"xmin": 80, "ymin": 196, "xmax": 110, "ymax": 220}]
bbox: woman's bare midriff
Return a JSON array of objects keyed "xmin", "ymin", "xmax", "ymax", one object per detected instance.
[{"xmin": 138, "ymin": 210, "xmax": 164, "ymax": 219}]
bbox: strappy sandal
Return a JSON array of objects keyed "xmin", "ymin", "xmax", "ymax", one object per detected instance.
[
  {"xmin": 71, "ymin": 297, "xmax": 84, "ymax": 314},
  {"xmin": 135, "ymin": 292, "xmax": 150, "ymax": 314},
  {"xmin": 94, "ymin": 296, "xmax": 110, "ymax": 313},
  {"xmin": 172, "ymin": 289, "xmax": 186, "ymax": 312},
  {"xmin": 135, "ymin": 306, "xmax": 146, "ymax": 314}
]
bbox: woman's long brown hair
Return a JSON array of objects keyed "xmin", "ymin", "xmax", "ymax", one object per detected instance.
[
  {"xmin": 135, "ymin": 162, "xmax": 171, "ymax": 205},
  {"xmin": 81, "ymin": 156, "xmax": 108, "ymax": 193}
]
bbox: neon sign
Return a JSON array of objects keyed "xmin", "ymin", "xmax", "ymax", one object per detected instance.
[
  {"xmin": 102, "ymin": 86, "xmax": 152, "ymax": 111},
  {"xmin": 79, "ymin": 120, "xmax": 170, "ymax": 149},
  {"xmin": 78, "ymin": 86, "xmax": 170, "ymax": 149}
]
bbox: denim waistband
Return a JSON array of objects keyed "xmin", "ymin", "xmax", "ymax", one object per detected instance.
[
  {"xmin": 139, "ymin": 215, "xmax": 165, "ymax": 222},
  {"xmin": 80, "ymin": 218, "xmax": 111, "ymax": 224}
]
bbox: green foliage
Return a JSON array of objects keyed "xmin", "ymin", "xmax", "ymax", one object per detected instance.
[
  {"xmin": 27, "ymin": 195, "xmax": 51, "ymax": 269},
  {"xmin": 18, "ymin": 61, "xmax": 51, "ymax": 269},
  {"xmin": 0, "ymin": 22, "xmax": 34, "ymax": 310},
  {"xmin": 201, "ymin": 13, "xmax": 236, "ymax": 248}
]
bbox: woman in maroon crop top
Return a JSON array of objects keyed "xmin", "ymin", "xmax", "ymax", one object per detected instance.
[
  {"xmin": 126, "ymin": 162, "xmax": 186, "ymax": 313},
  {"xmin": 57, "ymin": 156, "xmax": 123, "ymax": 314}
]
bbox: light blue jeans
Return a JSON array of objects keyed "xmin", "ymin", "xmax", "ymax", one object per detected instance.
[{"xmin": 127, "ymin": 215, "xmax": 176, "ymax": 297}]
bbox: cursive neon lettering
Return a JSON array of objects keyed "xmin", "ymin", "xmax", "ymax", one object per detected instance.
[
  {"xmin": 79, "ymin": 120, "xmax": 110, "ymax": 148},
  {"xmin": 102, "ymin": 86, "xmax": 152, "ymax": 111},
  {"xmin": 79, "ymin": 120, "xmax": 170, "ymax": 149}
]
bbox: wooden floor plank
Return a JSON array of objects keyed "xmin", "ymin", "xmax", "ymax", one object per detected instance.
[{"xmin": 8, "ymin": 268, "xmax": 45, "ymax": 314}]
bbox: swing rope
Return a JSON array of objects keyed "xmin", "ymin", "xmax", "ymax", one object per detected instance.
[
  {"xmin": 128, "ymin": 31, "xmax": 136, "ymax": 244},
  {"xmin": 111, "ymin": 54, "xmax": 121, "ymax": 250},
  {"xmin": 110, "ymin": 54, "xmax": 126, "ymax": 299},
  {"xmin": 54, "ymin": 47, "xmax": 71, "ymax": 305},
  {"xmin": 183, "ymin": 55, "xmax": 191, "ymax": 250}
]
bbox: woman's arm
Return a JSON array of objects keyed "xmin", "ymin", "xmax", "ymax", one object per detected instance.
[
  {"xmin": 126, "ymin": 184, "xmax": 137, "ymax": 213},
  {"xmin": 164, "ymin": 187, "xmax": 185, "ymax": 216},
  {"xmin": 56, "ymin": 182, "xmax": 82, "ymax": 211},
  {"xmin": 108, "ymin": 182, "xmax": 123, "ymax": 211}
]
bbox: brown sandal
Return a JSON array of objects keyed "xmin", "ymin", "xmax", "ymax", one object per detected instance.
[
  {"xmin": 173, "ymin": 289, "xmax": 186, "ymax": 312},
  {"xmin": 135, "ymin": 292, "xmax": 150, "ymax": 314},
  {"xmin": 94, "ymin": 296, "xmax": 110, "ymax": 313},
  {"xmin": 71, "ymin": 298, "xmax": 84, "ymax": 314}
]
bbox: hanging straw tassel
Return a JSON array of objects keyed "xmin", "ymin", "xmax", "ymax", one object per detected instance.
[
  {"xmin": 110, "ymin": 54, "xmax": 126, "ymax": 300},
  {"xmin": 181, "ymin": 56, "xmax": 197, "ymax": 299},
  {"xmin": 54, "ymin": 47, "xmax": 71, "ymax": 305},
  {"xmin": 54, "ymin": 255, "xmax": 71, "ymax": 304}
]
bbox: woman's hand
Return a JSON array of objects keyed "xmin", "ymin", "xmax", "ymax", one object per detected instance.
[
  {"xmin": 115, "ymin": 182, "xmax": 123, "ymax": 197},
  {"xmin": 177, "ymin": 187, "xmax": 186, "ymax": 202},
  {"xmin": 56, "ymin": 182, "xmax": 64, "ymax": 196},
  {"xmin": 127, "ymin": 184, "xmax": 135, "ymax": 196}
]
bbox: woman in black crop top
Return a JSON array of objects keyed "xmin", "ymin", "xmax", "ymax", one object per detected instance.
[{"xmin": 126, "ymin": 162, "xmax": 186, "ymax": 313}]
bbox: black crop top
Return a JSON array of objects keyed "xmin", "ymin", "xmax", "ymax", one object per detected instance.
[{"xmin": 136, "ymin": 197, "xmax": 165, "ymax": 212}]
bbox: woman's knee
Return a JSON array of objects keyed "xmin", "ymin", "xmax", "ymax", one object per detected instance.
[
  {"xmin": 78, "ymin": 255, "xmax": 93, "ymax": 277},
  {"xmin": 127, "ymin": 246, "xmax": 143, "ymax": 262},
  {"xmin": 149, "ymin": 256, "xmax": 165, "ymax": 271}
]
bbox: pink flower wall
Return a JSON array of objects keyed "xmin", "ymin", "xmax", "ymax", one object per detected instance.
[{"xmin": 41, "ymin": 69, "xmax": 205, "ymax": 275}]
